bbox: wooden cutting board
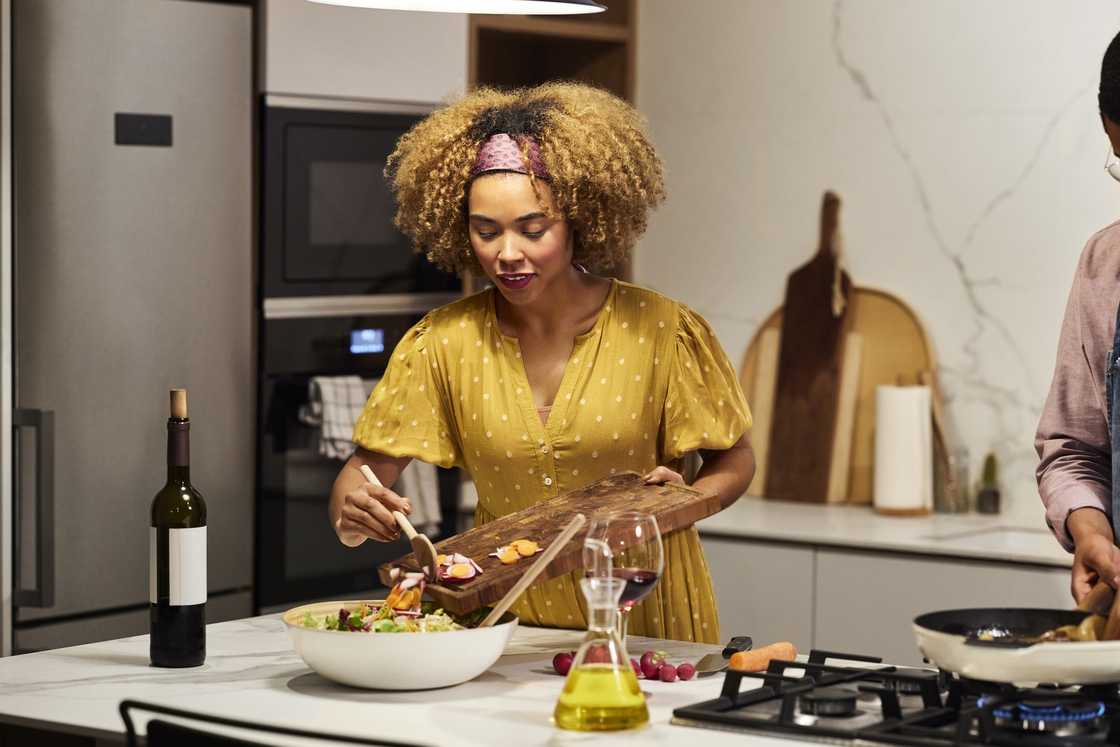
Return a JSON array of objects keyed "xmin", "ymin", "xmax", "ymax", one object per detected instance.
[
  {"xmin": 377, "ymin": 472, "xmax": 719, "ymax": 615},
  {"xmin": 765, "ymin": 191, "xmax": 854, "ymax": 503},
  {"xmin": 739, "ymin": 288, "xmax": 937, "ymax": 504}
]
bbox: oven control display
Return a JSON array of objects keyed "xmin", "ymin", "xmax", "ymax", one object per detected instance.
[{"xmin": 350, "ymin": 328, "xmax": 385, "ymax": 354}]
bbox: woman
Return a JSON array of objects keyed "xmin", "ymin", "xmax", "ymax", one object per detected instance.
[{"xmin": 328, "ymin": 83, "xmax": 755, "ymax": 643}]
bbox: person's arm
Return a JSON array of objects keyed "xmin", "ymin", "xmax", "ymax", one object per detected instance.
[
  {"xmin": 643, "ymin": 434, "xmax": 755, "ymax": 510},
  {"xmin": 330, "ymin": 447, "xmax": 413, "ymax": 547},
  {"xmin": 1036, "ymin": 243, "xmax": 1116, "ymax": 601}
]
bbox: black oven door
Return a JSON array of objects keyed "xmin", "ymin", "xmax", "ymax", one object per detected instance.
[
  {"xmin": 254, "ymin": 314, "xmax": 457, "ymax": 611},
  {"xmin": 261, "ymin": 96, "xmax": 462, "ymax": 300}
]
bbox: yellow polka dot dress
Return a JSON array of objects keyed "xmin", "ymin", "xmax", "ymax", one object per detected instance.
[{"xmin": 353, "ymin": 279, "xmax": 751, "ymax": 643}]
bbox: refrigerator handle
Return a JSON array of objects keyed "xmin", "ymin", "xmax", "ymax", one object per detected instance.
[{"xmin": 13, "ymin": 409, "xmax": 55, "ymax": 608}]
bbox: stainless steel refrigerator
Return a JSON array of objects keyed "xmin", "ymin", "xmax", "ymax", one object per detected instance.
[{"xmin": 4, "ymin": 0, "xmax": 254, "ymax": 653}]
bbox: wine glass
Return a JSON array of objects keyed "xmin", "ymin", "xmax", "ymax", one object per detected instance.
[{"xmin": 582, "ymin": 511, "xmax": 664, "ymax": 645}]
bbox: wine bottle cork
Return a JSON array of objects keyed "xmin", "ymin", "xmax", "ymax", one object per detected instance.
[{"xmin": 170, "ymin": 389, "xmax": 189, "ymax": 419}]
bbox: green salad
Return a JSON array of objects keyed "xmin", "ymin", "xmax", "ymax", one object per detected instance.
[{"xmin": 298, "ymin": 602, "xmax": 488, "ymax": 634}]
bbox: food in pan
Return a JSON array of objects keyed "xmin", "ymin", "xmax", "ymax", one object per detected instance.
[
  {"xmin": 728, "ymin": 641, "xmax": 798, "ymax": 672},
  {"xmin": 974, "ymin": 614, "xmax": 1106, "ymax": 644},
  {"xmin": 1036, "ymin": 614, "xmax": 1105, "ymax": 642}
]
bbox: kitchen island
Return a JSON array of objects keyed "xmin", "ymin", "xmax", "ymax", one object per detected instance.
[{"xmin": 0, "ymin": 615, "xmax": 795, "ymax": 746}]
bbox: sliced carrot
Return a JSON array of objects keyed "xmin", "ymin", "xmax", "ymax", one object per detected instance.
[
  {"xmin": 729, "ymin": 642, "xmax": 798, "ymax": 672},
  {"xmin": 448, "ymin": 563, "xmax": 475, "ymax": 579},
  {"xmin": 513, "ymin": 540, "xmax": 539, "ymax": 557}
]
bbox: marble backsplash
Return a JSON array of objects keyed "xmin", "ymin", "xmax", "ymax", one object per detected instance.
[{"xmin": 635, "ymin": 0, "xmax": 1120, "ymax": 524}]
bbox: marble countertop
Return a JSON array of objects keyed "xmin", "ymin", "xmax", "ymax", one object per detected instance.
[
  {"xmin": 697, "ymin": 497, "xmax": 1071, "ymax": 568},
  {"xmin": 0, "ymin": 616, "xmax": 807, "ymax": 746}
]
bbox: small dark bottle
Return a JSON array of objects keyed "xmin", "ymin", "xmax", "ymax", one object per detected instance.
[
  {"xmin": 150, "ymin": 389, "xmax": 207, "ymax": 667},
  {"xmin": 976, "ymin": 452, "xmax": 1001, "ymax": 515}
]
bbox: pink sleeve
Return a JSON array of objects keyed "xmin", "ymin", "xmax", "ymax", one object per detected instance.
[{"xmin": 1035, "ymin": 250, "xmax": 1112, "ymax": 552}]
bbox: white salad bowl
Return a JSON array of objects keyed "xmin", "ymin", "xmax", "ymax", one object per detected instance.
[{"xmin": 282, "ymin": 600, "xmax": 518, "ymax": 690}]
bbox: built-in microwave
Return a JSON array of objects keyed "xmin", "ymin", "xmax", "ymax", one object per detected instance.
[{"xmin": 260, "ymin": 95, "xmax": 462, "ymax": 317}]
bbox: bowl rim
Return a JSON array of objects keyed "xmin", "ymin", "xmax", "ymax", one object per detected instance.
[{"xmin": 281, "ymin": 599, "xmax": 518, "ymax": 635}]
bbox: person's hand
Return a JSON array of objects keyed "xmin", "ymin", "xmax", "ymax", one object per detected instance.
[
  {"xmin": 335, "ymin": 483, "xmax": 411, "ymax": 547},
  {"xmin": 642, "ymin": 466, "xmax": 685, "ymax": 486},
  {"xmin": 1068, "ymin": 507, "xmax": 1120, "ymax": 604},
  {"xmin": 1072, "ymin": 532, "xmax": 1120, "ymax": 603}
]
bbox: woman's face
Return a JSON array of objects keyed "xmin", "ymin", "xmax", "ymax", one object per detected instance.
[{"xmin": 467, "ymin": 172, "xmax": 574, "ymax": 306}]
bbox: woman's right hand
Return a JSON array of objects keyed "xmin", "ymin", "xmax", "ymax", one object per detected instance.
[{"xmin": 335, "ymin": 482, "xmax": 412, "ymax": 547}]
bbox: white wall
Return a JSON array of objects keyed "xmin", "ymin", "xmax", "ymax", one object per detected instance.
[
  {"xmin": 261, "ymin": 0, "xmax": 467, "ymax": 103},
  {"xmin": 636, "ymin": 0, "xmax": 1120, "ymax": 523}
]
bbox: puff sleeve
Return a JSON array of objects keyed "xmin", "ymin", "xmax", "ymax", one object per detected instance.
[
  {"xmin": 660, "ymin": 305, "xmax": 752, "ymax": 461},
  {"xmin": 352, "ymin": 316, "xmax": 461, "ymax": 468}
]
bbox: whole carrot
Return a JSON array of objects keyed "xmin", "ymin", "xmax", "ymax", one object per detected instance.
[{"xmin": 729, "ymin": 641, "xmax": 798, "ymax": 672}]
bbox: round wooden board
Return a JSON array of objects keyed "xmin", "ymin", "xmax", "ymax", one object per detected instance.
[{"xmin": 739, "ymin": 287, "xmax": 936, "ymax": 504}]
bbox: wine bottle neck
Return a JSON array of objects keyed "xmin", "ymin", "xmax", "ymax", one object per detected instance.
[{"xmin": 167, "ymin": 418, "xmax": 190, "ymax": 483}]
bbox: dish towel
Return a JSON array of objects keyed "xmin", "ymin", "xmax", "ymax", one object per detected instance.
[{"xmin": 303, "ymin": 376, "xmax": 442, "ymax": 535}]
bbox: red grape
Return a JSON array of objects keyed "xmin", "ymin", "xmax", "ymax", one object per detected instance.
[
  {"xmin": 552, "ymin": 652, "xmax": 573, "ymax": 676},
  {"xmin": 641, "ymin": 658, "xmax": 661, "ymax": 679},
  {"xmin": 584, "ymin": 644, "xmax": 611, "ymax": 664},
  {"xmin": 659, "ymin": 664, "xmax": 678, "ymax": 683},
  {"xmin": 677, "ymin": 662, "xmax": 696, "ymax": 681}
]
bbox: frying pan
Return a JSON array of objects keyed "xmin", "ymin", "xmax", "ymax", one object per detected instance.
[{"xmin": 912, "ymin": 582, "xmax": 1120, "ymax": 685}]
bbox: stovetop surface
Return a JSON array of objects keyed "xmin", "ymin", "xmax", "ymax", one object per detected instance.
[{"xmin": 672, "ymin": 650, "xmax": 1120, "ymax": 746}]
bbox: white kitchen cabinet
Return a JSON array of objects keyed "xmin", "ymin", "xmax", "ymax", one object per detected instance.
[
  {"xmin": 701, "ymin": 537, "xmax": 814, "ymax": 651},
  {"xmin": 261, "ymin": 0, "xmax": 467, "ymax": 103},
  {"xmin": 814, "ymin": 549, "xmax": 1071, "ymax": 666}
]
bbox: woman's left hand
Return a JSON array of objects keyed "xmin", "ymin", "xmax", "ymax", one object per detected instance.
[{"xmin": 643, "ymin": 466, "xmax": 685, "ymax": 486}]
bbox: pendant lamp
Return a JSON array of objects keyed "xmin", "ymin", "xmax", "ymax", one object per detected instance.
[{"xmin": 306, "ymin": 0, "xmax": 605, "ymax": 14}]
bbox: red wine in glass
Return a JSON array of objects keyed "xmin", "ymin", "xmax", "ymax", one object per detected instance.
[{"xmin": 585, "ymin": 568, "xmax": 660, "ymax": 609}]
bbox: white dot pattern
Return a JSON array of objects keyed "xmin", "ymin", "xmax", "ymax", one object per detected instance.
[{"xmin": 349, "ymin": 284, "xmax": 748, "ymax": 644}]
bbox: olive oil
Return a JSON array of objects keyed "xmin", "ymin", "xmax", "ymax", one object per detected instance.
[
  {"xmin": 553, "ymin": 577, "xmax": 650, "ymax": 731},
  {"xmin": 553, "ymin": 664, "xmax": 649, "ymax": 731}
]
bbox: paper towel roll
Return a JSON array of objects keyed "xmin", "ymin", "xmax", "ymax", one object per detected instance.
[{"xmin": 873, "ymin": 386, "xmax": 933, "ymax": 516}]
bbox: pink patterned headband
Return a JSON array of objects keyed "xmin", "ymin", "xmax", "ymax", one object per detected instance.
[{"xmin": 470, "ymin": 133, "xmax": 550, "ymax": 180}]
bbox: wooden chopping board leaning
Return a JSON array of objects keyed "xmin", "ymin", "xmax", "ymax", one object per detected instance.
[
  {"xmin": 378, "ymin": 472, "xmax": 720, "ymax": 615},
  {"xmin": 764, "ymin": 191, "xmax": 854, "ymax": 503},
  {"xmin": 740, "ymin": 191, "xmax": 950, "ymax": 506}
]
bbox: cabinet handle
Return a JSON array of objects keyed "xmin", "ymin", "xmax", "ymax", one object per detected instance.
[{"xmin": 13, "ymin": 408, "xmax": 55, "ymax": 608}]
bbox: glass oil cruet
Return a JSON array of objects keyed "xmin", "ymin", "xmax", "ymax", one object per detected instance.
[{"xmin": 553, "ymin": 576, "xmax": 649, "ymax": 731}]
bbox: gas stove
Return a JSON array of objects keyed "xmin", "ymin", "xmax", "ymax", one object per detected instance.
[{"xmin": 672, "ymin": 649, "xmax": 1120, "ymax": 746}]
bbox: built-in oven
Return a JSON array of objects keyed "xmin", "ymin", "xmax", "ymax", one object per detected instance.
[
  {"xmin": 260, "ymin": 94, "xmax": 462, "ymax": 312},
  {"xmin": 256, "ymin": 93, "xmax": 464, "ymax": 612},
  {"xmin": 255, "ymin": 313, "xmax": 460, "ymax": 612}
]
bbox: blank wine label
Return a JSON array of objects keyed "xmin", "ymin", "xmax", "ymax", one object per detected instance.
[{"xmin": 150, "ymin": 526, "xmax": 207, "ymax": 606}]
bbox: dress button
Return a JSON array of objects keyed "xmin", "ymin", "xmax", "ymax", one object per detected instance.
[
  {"xmin": 543, "ymin": 476, "xmax": 553, "ymax": 486},
  {"xmin": 541, "ymin": 445, "xmax": 550, "ymax": 454}
]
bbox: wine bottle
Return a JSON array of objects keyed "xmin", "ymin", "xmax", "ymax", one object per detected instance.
[{"xmin": 150, "ymin": 388, "xmax": 207, "ymax": 667}]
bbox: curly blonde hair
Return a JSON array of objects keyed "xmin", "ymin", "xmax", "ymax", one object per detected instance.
[{"xmin": 385, "ymin": 82, "xmax": 666, "ymax": 274}]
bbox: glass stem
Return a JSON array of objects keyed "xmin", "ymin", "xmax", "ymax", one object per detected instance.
[{"xmin": 617, "ymin": 607, "xmax": 630, "ymax": 648}]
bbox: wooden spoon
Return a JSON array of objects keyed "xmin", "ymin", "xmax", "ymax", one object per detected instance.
[
  {"xmin": 359, "ymin": 464, "xmax": 439, "ymax": 582},
  {"xmin": 1076, "ymin": 579, "xmax": 1120, "ymax": 640},
  {"xmin": 479, "ymin": 513, "xmax": 587, "ymax": 628}
]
